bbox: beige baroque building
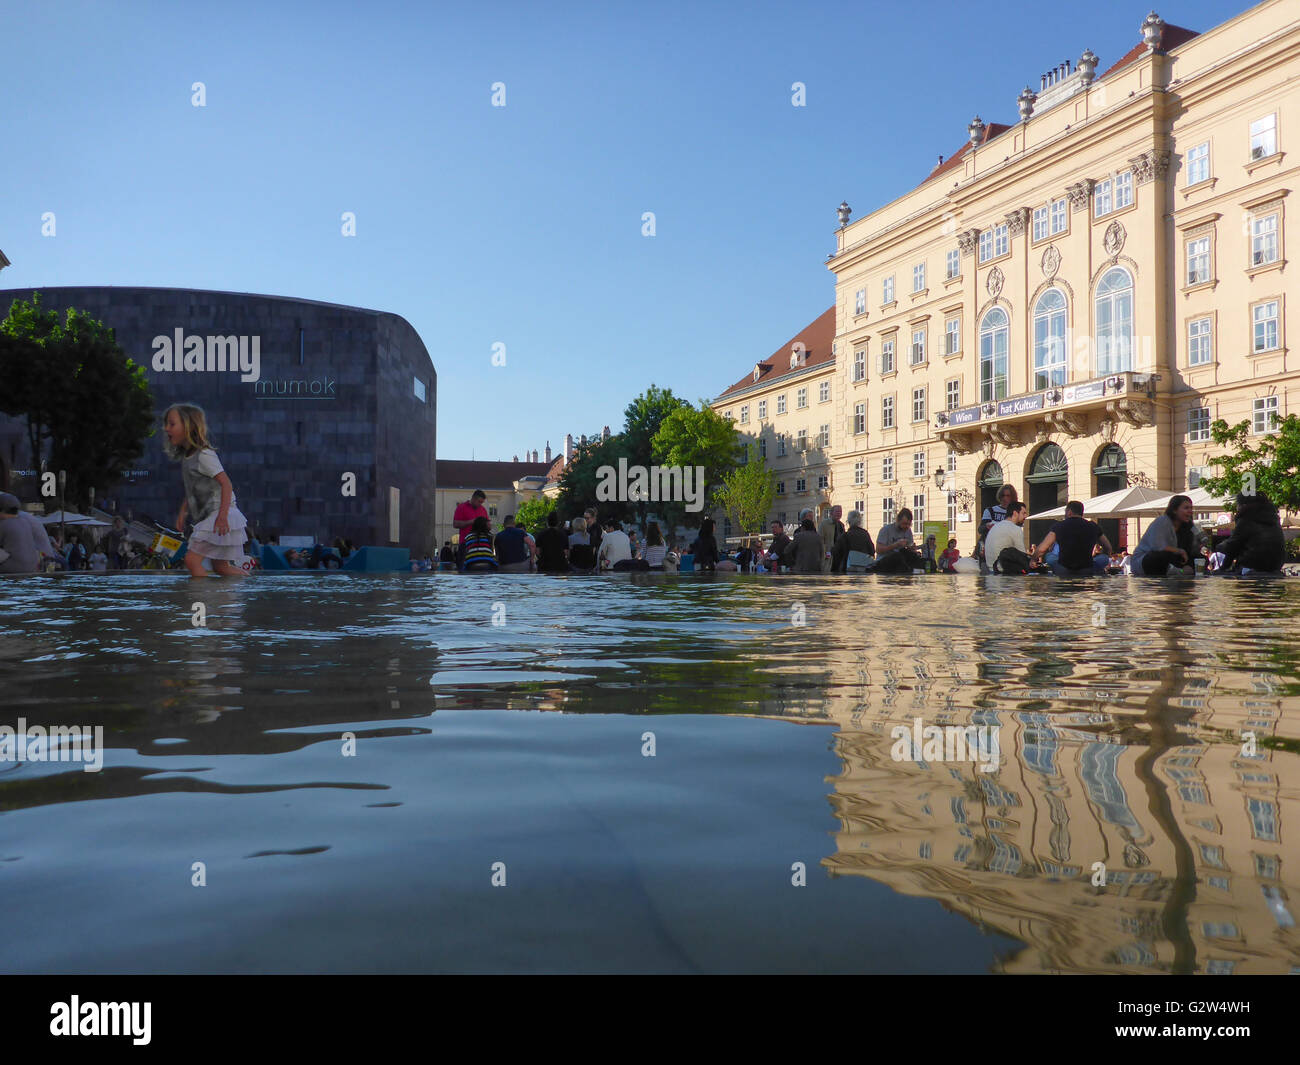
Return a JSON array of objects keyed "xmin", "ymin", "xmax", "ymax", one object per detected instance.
[
  {"xmin": 709, "ymin": 307, "xmax": 837, "ymax": 537},
  {"xmin": 434, "ymin": 459, "xmax": 551, "ymax": 548},
  {"xmin": 827, "ymin": 1, "xmax": 1298, "ymax": 552}
]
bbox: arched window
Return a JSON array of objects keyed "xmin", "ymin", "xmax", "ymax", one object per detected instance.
[
  {"xmin": 1033, "ymin": 288, "xmax": 1067, "ymax": 391},
  {"xmin": 979, "ymin": 308, "xmax": 1009, "ymax": 402},
  {"xmin": 1095, "ymin": 267, "xmax": 1133, "ymax": 374}
]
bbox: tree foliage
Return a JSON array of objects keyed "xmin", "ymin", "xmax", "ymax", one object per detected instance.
[
  {"xmin": 1200, "ymin": 414, "xmax": 1300, "ymax": 514},
  {"xmin": 714, "ymin": 444, "xmax": 775, "ymax": 537},
  {"xmin": 513, "ymin": 496, "xmax": 553, "ymax": 533},
  {"xmin": 0, "ymin": 294, "xmax": 155, "ymax": 505},
  {"xmin": 651, "ymin": 403, "xmax": 739, "ymax": 490}
]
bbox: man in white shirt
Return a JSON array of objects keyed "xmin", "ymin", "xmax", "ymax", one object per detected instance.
[
  {"xmin": 985, "ymin": 502, "xmax": 1036, "ymax": 572},
  {"xmin": 597, "ymin": 518, "xmax": 632, "ymax": 570}
]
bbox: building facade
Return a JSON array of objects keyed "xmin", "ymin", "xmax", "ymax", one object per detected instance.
[
  {"xmin": 0, "ymin": 287, "xmax": 438, "ymax": 553},
  {"xmin": 826, "ymin": 2, "xmax": 1298, "ymax": 552},
  {"xmin": 709, "ymin": 307, "xmax": 837, "ymax": 536}
]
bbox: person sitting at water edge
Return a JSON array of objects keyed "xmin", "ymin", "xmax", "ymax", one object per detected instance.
[
  {"xmin": 874, "ymin": 508, "xmax": 923, "ymax": 574},
  {"xmin": 0, "ymin": 492, "xmax": 41, "ymax": 573},
  {"xmin": 461, "ymin": 516, "xmax": 499, "ymax": 572},
  {"xmin": 832, "ymin": 510, "xmax": 876, "ymax": 573},
  {"xmin": 1033, "ymin": 500, "xmax": 1112, "ymax": 576},
  {"xmin": 535, "ymin": 511, "xmax": 569, "ymax": 573},
  {"xmin": 1130, "ymin": 494, "xmax": 1196, "ymax": 576},
  {"xmin": 986, "ymin": 503, "xmax": 1039, "ymax": 574},
  {"xmin": 1215, "ymin": 491, "xmax": 1285, "ymax": 574},
  {"xmin": 788, "ymin": 513, "xmax": 824, "ymax": 574},
  {"xmin": 641, "ymin": 522, "xmax": 669, "ymax": 570},
  {"xmin": 494, "ymin": 514, "xmax": 533, "ymax": 572},
  {"xmin": 568, "ymin": 516, "xmax": 597, "ymax": 573},
  {"xmin": 690, "ymin": 517, "xmax": 721, "ymax": 572}
]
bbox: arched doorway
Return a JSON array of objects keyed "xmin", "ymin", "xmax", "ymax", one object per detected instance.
[
  {"xmin": 1094, "ymin": 444, "xmax": 1127, "ymax": 550},
  {"xmin": 1027, "ymin": 443, "xmax": 1069, "ymax": 546},
  {"xmin": 978, "ymin": 460, "xmax": 1004, "ymax": 520}
]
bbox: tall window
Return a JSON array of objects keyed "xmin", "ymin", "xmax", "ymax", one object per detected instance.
[
  {"xmin": 758, "ymin": 435, "xmax": 767, "ymax": 458},
  {"xmin": 948, "ymin": 491, "xmax": 957, "ymax": 531},
  {"xmin": 776, "ymin": 394, "xmax": 787, "ymax": 415},
  {"xmin": 913, "ymin": 451, "xmax": 926, "ymax": 478},
  {"xmin": 883, "ymin": 497, "xmax": 896, "ymax": 525},
  {"xmin": 883, "ymin": 276, "xmax": 895, "ymax": 304},
  {"xmin": 1095, "ymin": 267, "xmax": 1134, "ymax": 373},
  {"xmin": 1253, "ymin": 300, "xmax": 1279, "ymax": 353},
  {"xmin": 911, "ymin": 328, "xmax": 926, "ymax": 365},
  {"xmin": 881, "ymin": 339, "xmax": 895, "ymax": 374},
  {"xmin": 819, "ymin": 380, "xmax": 830, "ymax": 402},
  {"xmin": 1114, "ymin": 171, "xmax": 1133, "ymax": 209},
  {"xmin": 796, "ymin": 477, "xmax": 807, "ymax": 493},
  {"xmin": 853, "ymin": 460, "xmax": 865, "ymax": 485},
  {"xmin": 1032, "ymin": 288, "xmax": 1067, "ymax": 390},
  {"xmin": 946, "ymin": 379, "xmax": 960, "ymax": 410},
  {"xmin": 739, "ymin": 405, "xmax": 749, "ymax": 424},
  {"xmin": 882, "ymin": 455, "xmax": 895, "ymax": 481},
  {"xmin": 1253, "ymin": 396, "xmax": 1279, "ymax": 435},
  {"xmin": 777, "ymin": 434, "xmax": 787, "ymax": 457},
  {"xmin": 882, "ymin": 395, "xmax": 895, "ymax": 428},
  {"xmin": 796, "ymin": 387, "xmax": 808, "ymax": 409},
  {"xmin": 1251, "ymin": 114, "xmax": 1277, "ymax": 159},
  {"xmin": 414, "ymin": 377, "xmax": 427, "ymax": 402},
  {"xmin": 979, "ymin": 308, "xmax": 1009, "ymax": 402},
  {"xmin": 817, "ymin": 475, "xmax": 829, "ymax": 491},
  {"xmin": 912, "ymin": 387, "xmax": 926, "ymax": 423},
  {"xmin": 853, "ymin": 349, "xmax": 866, "ymax": 381},
  {"xmin": 855, "ymin": 288, "xmax": 866, "ymax": 315},
  {"xmin": 1188, "ymin": 318, "xmax": 1213, "ymax": 366},
  {"xmin": 913, "ymin": 263, "xmax": 926, "ymax": 292},
  {"xmin": 1032, "ymin": 205, "xmax": 1049, "ymax": 241},
  {"xmin": 757, "ymin": 399, "xmax": 767, "ymax": 419},
  {"xmin": 978, "ymin": 229, "xmax": 993, "ymax": 263},
  {"xmin": 1186, "ymin": 235, "xmax": 1211, "ymax": 284},
  {"xmin": 912, "ymin": 493, "xmax": 925, "ymax": 524},
  {"xmin": 796, "ymin": 428, "xmax": 808, "ymax": 450},
  {"xmin": 946, "ymin": 317, "xmax": 960, "ymax": 355},
  {"xmin": 946, "ymin": 249, "xmax": 960, "ymax": 279},
  {"xmin": 994, "ymin": 223, "xmax": 1008, "ymax": 257},
  {"xmin": 1094, "ymin": 177, "xmax": 1113, "ymax": 216},
  {"xmin": 853, "ymin": 402, "xmax": 866, "ymax": 435},
  {"xmin": 1187, "ymin": 407, "xmax": 1210, "ymax": 442},
  {"xmin": 818, "ymin": 424, "xmax": 830, "ymax": 448},
  {"xmin": 1187, "ymin": 142, "xmax": 1210, "ymax": 185},
  {"xmin": 1050, "ymin": 197, "xmax": 1067, "ymax": 234},
  {"xmin": 1252, "ymin": 214, "xmax": 1279, "ymax": 266}
]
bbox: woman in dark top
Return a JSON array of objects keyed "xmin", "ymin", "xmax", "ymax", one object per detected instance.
[
  {"xmin": 691, "ymin": 518, "xmax": 720, "ymax": 572},
  {"xmin": 1217, "ymin": 491, "xmax": 1285, "ymax": 573},
  {"xmin": 831, "ymin": 511, "xmax": 876, "ymax": 573},
  {"xmin": 535, "ymin": 511, "xmax": 570, "ymax": 573}
]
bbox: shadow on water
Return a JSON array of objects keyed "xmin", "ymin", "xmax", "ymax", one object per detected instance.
[{"xmin": 1, "ymin": 571, "xmax": 1298, "ymax": 972}]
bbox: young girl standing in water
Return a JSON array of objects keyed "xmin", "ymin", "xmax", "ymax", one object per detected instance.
[{"xmin": 164, "ymin": 403, "xmax": 250, "ymax": 577}]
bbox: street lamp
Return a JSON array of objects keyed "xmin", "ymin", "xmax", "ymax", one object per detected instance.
[
  {"xmin": 934, "ymin": 468, "xmax": 947, "ymax": 489},
  {"xmin": 1104, "ymin": 446, "xmax": 1121, "ymax": 471}
]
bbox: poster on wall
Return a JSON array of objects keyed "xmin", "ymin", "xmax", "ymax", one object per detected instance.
[{"xmin": 922, "ymin": 520, "xmax": 949, "ymax": 554}]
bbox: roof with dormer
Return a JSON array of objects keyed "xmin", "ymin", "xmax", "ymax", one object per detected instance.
[{"xmin": 713, "ymin": 306, "xmax": 836, "ymax": 403}]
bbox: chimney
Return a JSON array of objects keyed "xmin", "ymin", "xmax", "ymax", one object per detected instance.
[
  {"xmin": 532, "ymin": 449, "xmax": 539, "ymax": 463},
  {"xmin": 545, "ymin": 441, "xmax": 552, "ymax": 463},
  {"xmin": 512, "ymin": 454, "xmax": 519, "ymax": 462},
  {"xmin": 564, "ymin": 433, "xmax": 574, "ymax": 463},
  {"xmin": 937, "ymin": 154, "xmax": 943, "ymax": 166}
]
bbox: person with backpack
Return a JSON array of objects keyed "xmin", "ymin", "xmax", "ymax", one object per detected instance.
[
  {"xmin": 831, "ymin": 511, "xmax": 876, "ymax": 573},
  {"xmin": 986, "ymin": 502, "xmax": 1040, "ymax": 574}
]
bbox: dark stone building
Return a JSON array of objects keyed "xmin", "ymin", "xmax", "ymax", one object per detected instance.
[{"xmin": 0, "ymin": 287, "xmax": 437, "ymax": 554}]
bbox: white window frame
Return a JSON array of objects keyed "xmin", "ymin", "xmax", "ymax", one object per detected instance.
[
  {"xmin": 912, "ymin": 492, "xmax": 926, "ymax": 525},
  {"xmin": 1187, "ymin": 407, "xmax": 1210, "ymax": 442},
  {"xmin": 883, "ymin": 497, "xmax": 896, "ymax": 525},
  {"xmin": 853, "ymin": 460, "xmax": 865, "ymax": 485},
  {"xmin": 818, "ymin": 423, "xmax": 830, "ymax": 448},
  {"xmin": 795, "ymin": 428, "xmax": 808, "ymax": 451},
  {"xmin": 796, "ymin": 387, "xmax": 808, "ymax": 409},
  {"xmin": 1032, "ymin": 205, "xmax": 1049, "ymax": 242},
  {"xmin": 882, "ymin": 276, "xmax": 895, "ymax": 304},
  {"xmin": 1186, "ymin": 235, "xmax": 1211, "ymax": 285},
  {"xmin": 882, "ymin": 455, "xmax": 895, "ymax": 482},
  {"xmin": 1095, "ymin": 267, "xmax": 1134, "ymax": 374},
  {"xmin": 853, "ymin": 402, "xmax": 866, "ymax": 435},
  {"xmin": 853, "ymin": 349, "xmax": 866, "ymax": 381},
  {"xmin": 1253, "ymin": 300, "xmax": 1280, "ymax": 353},
  {"xmin": 978, "ymin": 229, "xmax": 993, "ymax": 263},
  {"xmin": 881, "ymin": 338, "xmax": 895, "ymax": 374},
  {"xmin": 777, "ymin": 434, "xmax": 787, "ymax": 457},
  {"xmin": 776, "ymin": 393, "xmax": 787, "ymax": 415},
  {"xmin": 912, "ymin": 386, "xmax": 926, "ymax": 423},
  {"xmin": 946, "ymin": 379, "xmax": 960, "ymax": 411},
  {"xmin": 1115, "ymin": 170, "xmax": 1134, "ymax": 210},
  {"xmin": 757, "ymin": 399, "xmax": 767, "ymax": 419},
  {"xmin": 1186, "ymin": 142, "xmax": 1210, "ymax": 186},
  {"xmin": 1252, "ymin": 213, "xmax": 1279, "ymax": 266},
  {"xmin": 796, "ymin": 477, "xmax": 807, "ymax": 493},
  {"xmin": 1188, "ymin": 317, "xmax": 1213, "ymax": 366},
  {"xmin": 946, "ymin": 249, "xmax": 960, "ymax": 279},
  {"xmin": 945, "ymin": 317, "xmax": 960, "ymax": 355},
  {"xmin": 1050, "ymin": 197, "xmax": 1067, "ymax": 234},
  {"xmin": 1253, "ymin": 395, "xmax": 1279, "ymax": 435},
  {"xmin": 979, "ymin": 308, "xmax": 1010, "ymax": 402},
  {"xmin": 819, "ymin": 380, "xmax": 830, "ymax": 403},
  {"xmin": 739, "ymin": 405, "xmax": 749, "ymax": 424},
  {"xmin": 911, "ymin": 328, "xmax": 926, "ymax": 365},
  {"xmin": 882, "ymin": 395, "xmax": 895, "ymax": 429},
  {"xmin": 1251, "ymin": 114, "xmax": 1277, "ymax": 160},
  {"xmin": 1094, "ymin": 177, "xmax": 1113, "ymax": 217},
  {"xmin": 817, "ymin": 475, "xmax": 829, "ymax": 491},
  {"xmin": 854, "ymin": 288, "xmax": 866, "ymax": 315},
  {"xmin": 913, "ymin": 262, "xmax": 926, "ymax": 292},
  {"xmin": 913, "ymin": 451, "xmax": 926, "ymax": 478},
  {"xmin": 993, "ymin": 223, "xmax": 1008, "ymax": 257}
]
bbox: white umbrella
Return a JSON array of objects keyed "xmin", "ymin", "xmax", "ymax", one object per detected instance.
[
  {"xmin": 1035, "ymin": 485, "xmax": 1169, "ymax": 520},
  {"xmin": 39, "ymin": 510, "xmax": 107, "ymax": 526},
  {"xmin": 1122, "ymin": 486, "xmax": 1235, "ymax": 514}
]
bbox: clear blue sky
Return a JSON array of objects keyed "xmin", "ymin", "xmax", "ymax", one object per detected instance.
[{"xmin": 1, "ymin": 0, "xmax": 1243, "ymax": 460}]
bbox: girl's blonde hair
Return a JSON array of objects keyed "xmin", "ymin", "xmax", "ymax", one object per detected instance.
[
  {"xmin": 163, "ymin": 403, "xmax": 212, "ymax": 459},
  {"xmin": 570, "ymin": 516, "xmax": 586, "ymax": 534}
]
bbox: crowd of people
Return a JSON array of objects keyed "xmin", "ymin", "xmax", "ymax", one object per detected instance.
[{"xmin": 435, "ymin": 484, "xmax": 1292, "ymax": 578}]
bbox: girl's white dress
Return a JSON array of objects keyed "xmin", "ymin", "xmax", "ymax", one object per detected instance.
[{"xmin": 183, "ymin": 448, "xmax": 249, "ymax": 562}]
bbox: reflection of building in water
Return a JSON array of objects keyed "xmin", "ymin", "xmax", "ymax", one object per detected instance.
[{"xmin": 824, "ymin": 702, "xmax": 1298, "ymax": 973}]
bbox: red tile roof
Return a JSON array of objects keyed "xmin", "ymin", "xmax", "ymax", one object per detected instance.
[
  {"xmin": 1100, "ymin": 24, "xmax": 1199, "ymax": 79},
  {"xmin": 715, "ymin": 306, "xmax": 837, "ymax": 401},
  {"xmin": 436, "ymin": 460, "xmax": 552, "ymax": 491},
  {"xmin": 926, "ymin": 122, "xmax": 1014, "ymax": 184}
]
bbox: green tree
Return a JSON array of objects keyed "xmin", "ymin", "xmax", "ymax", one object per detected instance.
[
  {"xmin": 622, "ymin": 385, "xmax": 689, "ymax": 471},
  {"xmin": 1200, "ymin": 414, "xmax": 1300, "ymax": 515},
  {"xmin": 714, "ymin": 444, "xmax": 775, "ymax": 537},
  {"xmin": 652, "ymin": 404, "xmax": 739, "ymax": 489},
  {"xmin": 513, "ymin": 496, "xmax": 553, "ymax": 533},
  {"xmin": 556, "ymin": 433, "xmax": 633, "ymax": 522},
  {"xmin": 0, "ymin": 295, "xmax": 155, "ymax": 505}
]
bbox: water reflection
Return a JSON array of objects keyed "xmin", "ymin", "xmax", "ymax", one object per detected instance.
[{"xmin": 1, "ymin": 572, "xmax": 1297, "ymax": 972}]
